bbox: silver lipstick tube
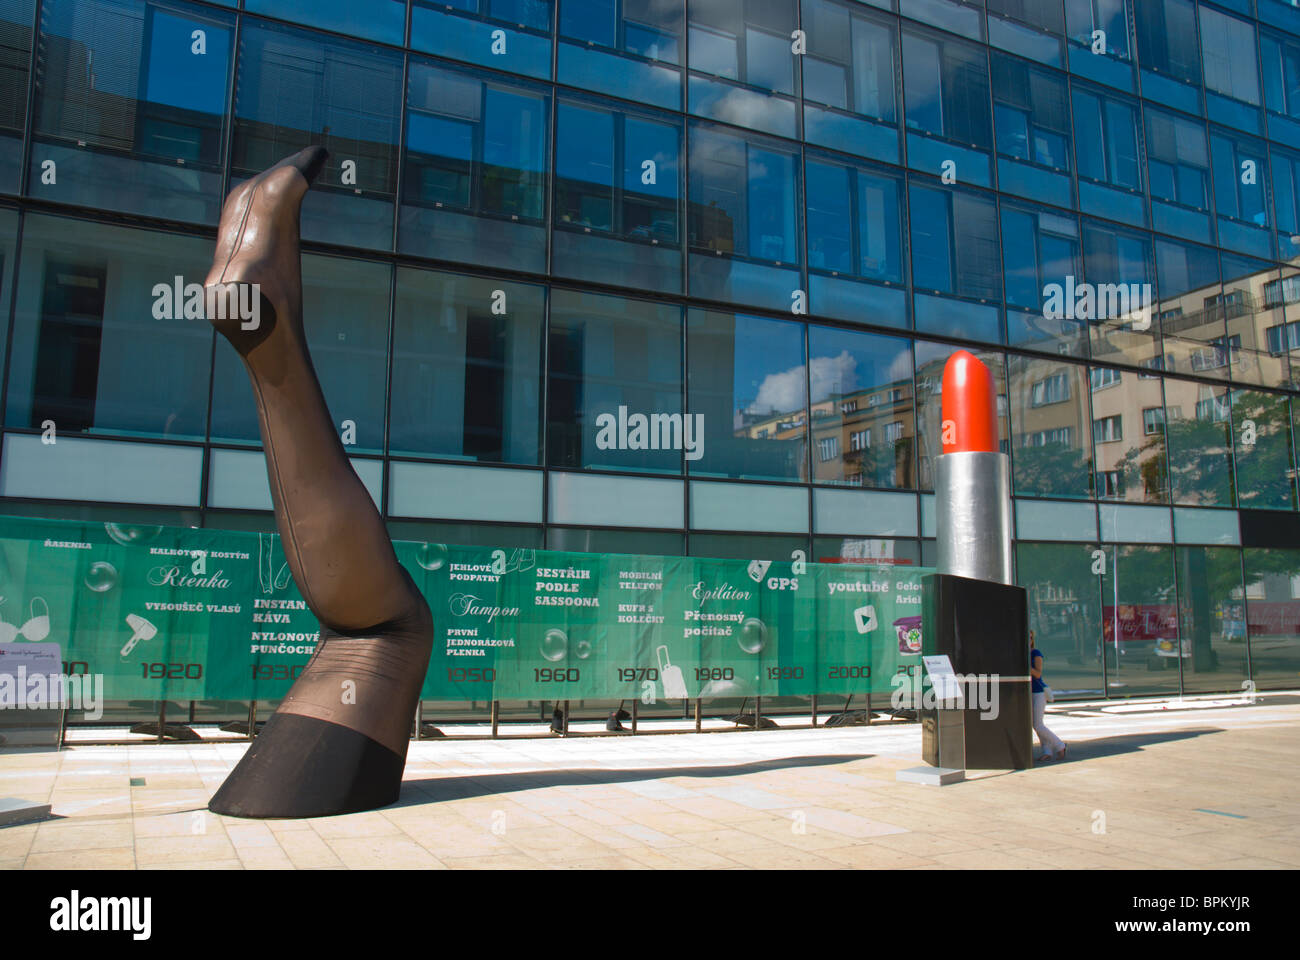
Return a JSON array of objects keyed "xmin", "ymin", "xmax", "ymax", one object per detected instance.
[{"xmin": 935, "ymin": 450, "xmax": 1013, "ymax": 585}]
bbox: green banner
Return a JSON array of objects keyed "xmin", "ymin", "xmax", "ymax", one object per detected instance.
[{"xmin": 0, "ymin": 516, "xmax": 928, "ymax": 703}]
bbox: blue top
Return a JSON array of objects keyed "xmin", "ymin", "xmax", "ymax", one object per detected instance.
[{"xmin": 1030, "ymin": 648, "xmax": 1045, "ymax": 693}]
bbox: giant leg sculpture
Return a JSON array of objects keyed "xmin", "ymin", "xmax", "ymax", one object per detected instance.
[{"xmin": 205, "ymin": 147, "xmax": 433, "ymax": 818}]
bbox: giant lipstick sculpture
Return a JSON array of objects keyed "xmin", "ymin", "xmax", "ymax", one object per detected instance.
[{"xmin": 921, "ymin": 350, "xmax": 1032, "ymax": 770}]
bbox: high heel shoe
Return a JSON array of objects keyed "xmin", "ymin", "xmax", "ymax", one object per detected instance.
[{"xmin": 204, "ymin": 145, "xmax": 328, "ymax": 356}]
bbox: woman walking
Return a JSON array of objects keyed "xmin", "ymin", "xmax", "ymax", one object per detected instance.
[{"xmin": 1030, "ymin": 630, "xmax": 1066, "ymax": 762}]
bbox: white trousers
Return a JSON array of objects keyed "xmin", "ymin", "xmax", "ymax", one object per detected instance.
[{"xmin": 1032, "ymin": 691, "xmax": 1064, "ymax": 756}]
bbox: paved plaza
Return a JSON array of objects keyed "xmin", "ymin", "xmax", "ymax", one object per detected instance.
[{"xmin": 1, "ymin": 694, "xmax": 1297, "ymax": 869}]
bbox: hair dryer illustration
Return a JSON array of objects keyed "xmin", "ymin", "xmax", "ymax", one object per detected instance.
[{"xmin": 121, "ymin": 613, "xmax": 158, "ymax": 658}]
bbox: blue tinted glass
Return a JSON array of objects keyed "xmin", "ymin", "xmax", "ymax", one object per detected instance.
[
  {"xmin": 233, "ymin": 22, "xmax": 403, "ymax": 249},
  {"xmin": 244, "ymin": 0, "xmax": 406, "ymax": 45},
  {"xmin": 31, "ymin": 0, "xmax": 233, "ymax": 222},
  {"xmin": 909, "ymin": 186, "xmax": 952, "ymax": 292},
  {"xmin": 556, "ymin": 103, "xmax": 614, "ymax": 230},
  {"xmin": 747, "ymin": 148, "xmax": 796, "ymax": 262},
  {"xmin": 561, "ymin": 0, "xmax": 616, "ymax": 46},
  {"xmin": 807, "ymin": 160, "xmax": 853, "ymax": 273}
]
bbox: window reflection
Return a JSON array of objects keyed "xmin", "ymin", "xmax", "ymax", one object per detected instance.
[
  {"xmin": 1008, "ymin": 357, "xmax": 1093, "ymax": 499},
  {"xmin": 211, "ymin": 255, "xmax": 390, "ymax": 454},
  {"xmin": 1176, "ymin": 545, "xmax": 1249, "ymax": 694},
  {"xmin": 243, "ymin": 0, "xmax": 406, "ymax": 46},
  {"xmin": 390, "ymin": 269, "xmax": 543, "ymax": 465},
  {"xmin": 1164, "ymin": 378, "xmax": 1233, "ymax": 506},
  {"xmin": 233, "ymin": 21, "xmax": 402, "ymax": 250},
  {"xmin": 4, "ymin": 214, "xmax": 213, "ymax": 440},
  {"xmin": 1100, "ymin": 544, "xmax": 1180, "ymax": 696},
  {"xmin": 0, "ymin": 0, "xmax": 35, "ymax": 194},
  {"xmin": 1065, "ymin": 0, "xmax": 1129, "ymax": 59},
  {"xmin": 807, "ymin": 325, "xmax": 913, "ymax": 489},
  {"xmin": 547, "ymin": 290, "xmax": 683, "ymax": 473},
  {"xmin": 1089, "ymin": 365, "xmax": 1167, "ymax": 503},
  {"xmin": 1083, "ymin": 220, "xmax": 1158, "ymax": 367},
  {"xmin": 902, "ymin": 28, "xmax": 991, "ymax": 149},
  {"xmin": 1231, "ymin": 389, "xmax": 1296, "ymax": 510},
  {"xmin": 1017, "ymin": 541, "xmax": 1105, "ymax": 696},
  {"xmin": 553, "ymin": 98, "xmax": 682, "ymax": 292},
  {"xmin": 688, "ymin": 309, "xmax": 807, "ymax": 482},
  {"xmin": 1002, "ymin": 204, "xmax": 1085, "ymax": 356},
  {"xmin": 412, "ymin": 0, "xmax": 554, "ymax": 81},
  {"xmin": 30, "ymin": 0, "xmax": 233, "ymax": 222},
  {"xmin": 1242, "ymin": 547, "xmax": 1300, "ymax": 689},
  {"xmin": 400, "ymin": 61, "xmax": 550, "ymax": 273}
]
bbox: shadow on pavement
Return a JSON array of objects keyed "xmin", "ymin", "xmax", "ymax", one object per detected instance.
[
  {"xmin": 1040, "ymin": 727, "xmax": 1221, "ymax": 765},
  {"xmin": 397, "ymin": 753, "xmax": 873, "ymax": 806}
]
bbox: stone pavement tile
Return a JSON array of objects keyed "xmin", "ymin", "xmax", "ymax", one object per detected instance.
[
  {"xmin": 24, "ymin": 847, "xmax": 137, "ymax": 870},
  {"xmin": 47, "ymin": 790, "xmax": 133, "ymax": 819},
  {"xmin": 867, "ymin": 831, "xmax": 991, "ymax": 859},
  {"xmin": 607, "ymin": 822, "xmax": 690, "ymax": 849},
  {"xmin": 928, "ymin": 848, "xmax": 1051, "ymax": 869},
  {"xmin": 622, "ymin": 779, "xmax": 698, "ymax": 800},
  {"xmin": 616, "ymin": 844, "xmax": 738, "ymax": 869},
  {"xmin": 0, "ymin": 858, "xmax": 22, "ymax": 869},
  {"xmin": 1021, "ymin": 845, "xmax": 1167, "ymax": 869},
  {"xmin": 397, "ymin": 821, "xmax": 516, "ymax": 859},
  {"xmin": 30, "ymin": 818, "xmax": 133, "ymax": 853},
  {"xmin": 1205, "ymin": 857, "xmax": 1292, "ymax": 869},
  {"xmin": 718, "ymin": 844, "xmax": 848, "ymax": 869},
  {"xmin": 670, "ymin": 826, "xmax": 783, "ymax": 856},
  {"xmin": 326, "ymin": 836, "xmax": 447, "ymax": 869},
  {"xmin": 501, "ymin": 825, "xmax": 624, "ymax": 863},
  {"xmin": 310, "ymin": 812, "xmax": 404, "ymax": 840},
  {"xmin": 551, "ymin": 854, "xmax": 650, "ymax": 869},
  {"xmin": 449, "ymin": 798, "xmax": 555, "ymax": 830},
  {"xmin": 546, "ymin": 814, "xmax": 647, "ymax": 850},
  {"xmin": 136, "ymin": 810, "xmax": 226, "ymax": 838},
  {"xmin": 276, "ymin": 831, "xmax": 346, "ymax": 869},
  {"xmin": 727, "ymin": 814, "xmax": 855, "ymax": 850},
  {"xmin": 237, "ymin": 847, "xmax": 296, "ymax": 870},
  {"xmin": 0, "ymin": 823, "xmax": 38, "ymax": 859},
  {"xmin": 582, "ymin": 795, "xmax": 683, "ymax": 819},
  {"xmin": 623, "ymin": 809, "xmax": 727, "ymax": 836},
  {"xmin": 440, "ymin": 852, "xmax": 549, "ymax": 869},
  {"xmin": 699, "ymin": 784, "xmax": 801, "ymax": 810},
  {"xmin": 135, "ymin": 834, "xmax": 239, "ymax": 865},
  {"xmin": 225, "ymin": 822, "xmax": 279, "ymax": 849},
  {"xmin": 264, "ymin": 818, "xmax": 315, "ymax": 833},
  {"xmin": 140, "ymin": 860, "xmax": 245, "ymax": 870},
  {"xmin": 661, "ymin": 794, "xmax": 774, "ymax": 823},
  {"xmin": 1194, "ymin": 835, "xmax": 1300, "ymax": 866},
  {"xmin": 816, "ymin": 843, "xmax": 940, "ymax": 869}
]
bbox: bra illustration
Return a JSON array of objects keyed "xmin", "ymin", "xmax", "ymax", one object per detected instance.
[{"xmin": 0, "ymin": 597, "xmax": 51, "ymax": 643}]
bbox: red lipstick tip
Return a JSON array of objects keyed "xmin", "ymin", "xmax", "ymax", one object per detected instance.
[{"xmin": 940, "ymin": 350, "xmax": 998, "ymax": 454}]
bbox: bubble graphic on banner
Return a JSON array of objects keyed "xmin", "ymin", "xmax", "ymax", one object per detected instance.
[
  {"xmin": 104, "ymin": 523, "xmax": 162, "ymax": 547},
  {"xmin": 738, "ymin": 617, "xmax": 767, "ymax": 654},
  {"xmin": 416, "ymin": 542, "xmax": 448, "ymax": 572},
  {"xmin": 574, "ymin": 638, "xmax": 593, "ymax": 659},
  {"xmin": 541, "ymin": 628, "xmax": 568, "ymax": 662},
  {"xmin": 84, "ymin": 561, "xmax": 119, "ymax": 593}
]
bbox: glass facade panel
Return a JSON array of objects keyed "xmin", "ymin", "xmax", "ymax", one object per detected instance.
[
  {"xmin": 1231, "ymin": 388, "xmax": 1297, "ymax": 510},
  {"xmin": 1008, "ymin": 356, "xmax": 1093, "ymax": 499},
  {"xmin": 1090, "ymin": 365, "xmax": 1168, "ymax": 504},
  {"xmin": 548, "ymin": 289, "xmax": 683, "ymax": 474},
  {"xmin": 909, "ymin": 183, "xmax": 1001, "ymax": 342},
  {"xmin": 914, "ymin": 341, "xmax": 1010, "ymax": 491},
  {"xmin": 1163, "ymin": 378, "xmax": 1233, "ymax": 506},
  {"xmin": 5, "ymin": 214, "xmax": 212, "ymax": 440},
  {"xmin": 400, "ymin": 60, "xmax": 550, "ymax": 273},
  {"xmin": 553, "ymin": 97, "xmax": 682, "ymax": 293},
  {"xmin": 31, "ymin": 0, "xmax": 233, "ymax": 222},
  {"xmin": 243, "ymin": 0, "xmax": 406, "ymax": 46},
  {"xmin": 806, "ymin": 325, "xmax": 913, "ymax": 489},
  {"xmin": 233, "ymin": 20, "xmax": 402, "ymax": 250},
  {"xmin": 390, "ymin": 268, "xmax": 544, "ymax": 465},
  {"xmin": 1100, "ymin": 543, "xmax": 1181, "ymax": 696},
  {"xmin": 1002, "ymin": 203, "xmax": 1085, "ymax": 356},
  {"xmin": 413, "ymin": 0, "xmax": 554, "ymax": 81},
  {"xmin": 1017, "ymin": 541, "xmax": 1105, "ymax": 696},
  {"xmin": 1175, "ymin": 544, "xmax": 1250, "ymax": 694},
  {"xmin": 1242, "ymin": 546, "xmax": 1300, "ymax": 689},
  {"xmin": 210, "ymin": 254, "xmax": 390, "ymax": 453},
  {"xmin": 0, "ymin": 0, "xmax": 35, "ymax": 195},
  {"xmin": 688, "ymin": 308, "xmax": 807, "ymax": 482}
]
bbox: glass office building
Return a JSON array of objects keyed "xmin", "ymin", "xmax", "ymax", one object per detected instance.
[{"xmin": 2, "ymin": 0, "xmax": 1300, "ymax": 725}]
